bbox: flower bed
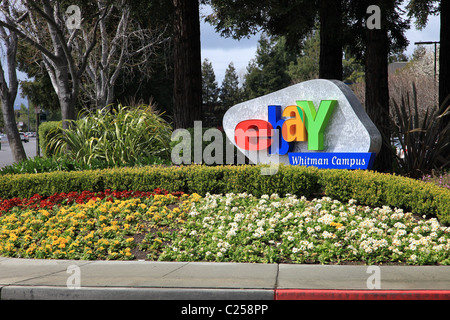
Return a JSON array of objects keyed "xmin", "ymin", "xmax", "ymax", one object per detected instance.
[
  {"xmin": 159, "ymin": 193, "xmax": 450, "ymax": 265},
  {"xmin": 0, "ymin": 189, "xmax": 193, "ymax": 260},
  {"xmin": 0, "ymin": 190, "xmax": 449, "ymax": 265}
]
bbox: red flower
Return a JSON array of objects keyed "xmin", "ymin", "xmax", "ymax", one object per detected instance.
[{"xmin": 0, "ymin": 188, "xmax": 185, "ymax": 217}]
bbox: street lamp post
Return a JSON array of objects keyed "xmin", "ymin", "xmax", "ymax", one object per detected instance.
[
  {"xmin": 414, "ymin": 41, "xmax": 440, "ymax": 81},
  {"xmin": 35, "ymin": 106, "xmax": 40, "ymax": 157},
  {"xmin": 415, "ymin": 41, "xmax": 440, "ymax": 104}
]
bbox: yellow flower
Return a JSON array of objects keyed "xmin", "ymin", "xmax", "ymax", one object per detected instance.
[
  {"xmin": 39, "ymin": 209, "xmax": 50, "ymax": 217},
  {"xmin": 172, "ymin": 207, "xmax": 181, "ymax": 214},
  {"xmin": 9, "ymin": 233, "xmax": 18, "ymax": 242}
]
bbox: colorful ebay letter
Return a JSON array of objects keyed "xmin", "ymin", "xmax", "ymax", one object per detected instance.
[
  {"xmin": 268, "ymin": 105, "xmax": 291, "ymax": 155},
  {"xmin": 296, "ymin": 100, "xmax": 337, "ymax": 151},
  {"xmin": 282, "ymin": 105, "xmax": 307, "ymax": 143},
  {"xmin": 235, "ymin": 120, "xmax": 273, "ymax": 151}
]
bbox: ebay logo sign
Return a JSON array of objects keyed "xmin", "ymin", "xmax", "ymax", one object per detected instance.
[
  {"xmin": 235, "ymin": 100, "xmax": 337, "ymax": 154},
  {"xmin": 223, "ymin": 79, "xmax": 382, "ymax": 170}
]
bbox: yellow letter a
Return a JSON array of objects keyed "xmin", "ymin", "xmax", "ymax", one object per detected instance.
[{"xmin": 282, "ymin": 105, "xmax": 307, "ymax": 142}]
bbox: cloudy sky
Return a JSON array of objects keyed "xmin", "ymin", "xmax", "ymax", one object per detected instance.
[{"xmin": 200, "ymin": 5, "xmax": 441, "ymax": 86}]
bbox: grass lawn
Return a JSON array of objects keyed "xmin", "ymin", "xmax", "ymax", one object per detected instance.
[{"xmin": 0, "ymin": 189, "xmax": 449, "ymax": 265}]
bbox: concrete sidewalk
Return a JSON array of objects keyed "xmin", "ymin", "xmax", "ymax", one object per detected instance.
[{"xmin": 0, "ymin": 257, "xmax": 449, "ymax": 300}]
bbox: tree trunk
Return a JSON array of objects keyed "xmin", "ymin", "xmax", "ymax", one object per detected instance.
[
  {"xmin": 0, "ymin": 23, "xmax": 27, "ymax": 163},
  {"xmin": 365, "ymin": 28, "xmax": 392, "ymax": 172},
  {"xmin": 1, "ymin": 100, "xmax": 27, "ymax": 163},
  {"xmin": 54, "ymin": 63, "xmax": 76, "ymax": 130},
  {"xmin": 319, "ymin": 0, "xmax": 343, "ymax": 80},
  {"xmin": 439, "ymin": 0, "xmax": 450, "ymax": 127},
  {"xmin": 172, "ymin": 0, "xmax": 202, "ymax": 129}
]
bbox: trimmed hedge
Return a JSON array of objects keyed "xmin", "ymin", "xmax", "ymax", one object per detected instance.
[{"xmin": 0, "ymin": 164, "xmax": 448, "ymax": 225}]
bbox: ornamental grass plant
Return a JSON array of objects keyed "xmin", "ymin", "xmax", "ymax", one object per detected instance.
[{"xmin": 47, "ymin": 104, "xmax": 172, "ymax": 166}]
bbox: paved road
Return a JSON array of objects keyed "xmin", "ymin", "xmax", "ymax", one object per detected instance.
[{"xmin": 0, "ymin": 137, "xmax": 40, "ymax": 168}]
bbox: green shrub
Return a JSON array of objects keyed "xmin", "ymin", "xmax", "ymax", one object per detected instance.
[
  {"xmin": 0, "ymin": 165, "xmax": 448, "ymax": 225},
  {"xmin": 38, "ymin": 121, "xmax": 62, "ymax": 158},
  {"xmin": 318, "ymin": 169, "xmax": 450, "ymax": 224},
  {"xmin": 0, "ymin": 155, "xmax": 170, "ymax": 175}
]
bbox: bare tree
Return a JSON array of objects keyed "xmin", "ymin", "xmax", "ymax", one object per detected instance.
[
  {"xmin": 78, "ymin": 0, "xmax": 168, "ymax": 109},
  {"xmin": 0, "ymin": 1, "xmax": 27, "ymax": 162},
  {"xmin": 0, "ymin": 0, "xmax": 105, "ymax": 129}
]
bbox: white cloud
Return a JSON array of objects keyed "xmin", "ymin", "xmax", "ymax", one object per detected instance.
[{"xmin": 202, "ymin": 47, "xmax": 257, "ymax": 86}]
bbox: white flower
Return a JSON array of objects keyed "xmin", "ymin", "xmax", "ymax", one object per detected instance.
[
  {"xmin": 322, "ymin": 231, "xmax": 335, "ymax": 239},
  {"xmin": 226, "ymin": 229, "xmax": 237, "ymax": 238},
  {"xmin": 393, "ymin": 222, "xmax": 406, "ymax": 229},
  {"xmin": 318, "ymin": 213, "xmax": 335, "ymax": 225}
]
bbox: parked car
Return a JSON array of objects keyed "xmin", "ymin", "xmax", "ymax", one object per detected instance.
[
  {"xmin": 391, "ymin": 137, "xmax": 405, "ymax": 159},
  {"xmin": 20, "ymin": 132, "xmax": 29, "ymax": 143}
]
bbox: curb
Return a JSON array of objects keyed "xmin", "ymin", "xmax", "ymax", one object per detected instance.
[
  {"xmin": 274, "ymin": 289, "xmax": 450, "ymax": 300},
  {"xmin": 2, "ymin": 286, "xmax": 450, "ymax": 300},
  {"xmin": 0, "ymin": 286, "xmax": 274, "ymax": 300}
]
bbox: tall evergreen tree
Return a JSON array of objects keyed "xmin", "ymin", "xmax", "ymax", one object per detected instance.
[
  {"xmin": 287, "ymin": 30, "xmax": 320, "ymax": 83},
  {"xmin": 202, "ymin": 59, "xmax": 219, "ymax": 108},
  {"xmin": 244, "ymin": 35, "xmax": 295, "ymax": 99},
  {"xmin": 220, "ymin": 62, "xmax": 242, "ymax": 109}
]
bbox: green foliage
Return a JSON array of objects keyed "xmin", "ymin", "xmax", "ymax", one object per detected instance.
[
  {"xmin": 220, "ymin": 62, "xmax": 243, "ymax": 110},
  {"xmin": 318, "ymin": 169, "xmax": 450, "ymax": 224},
  {"xmin": 244, "ymin": 35, "xmax": 295, "ymax": 99},
  {"xmin": 38, "ymin": 121, "xmax": 63, "ymax": 158},
  {"xmin": 48, "ymin": 104, "xmax": 172, "ymax": 166},
  {"xmin": 0, "ymin": 155, "xmax": 170, "ymax": 176},
  {"xmin": 287, "ymin": 30, "xmax": 320, "ymax": 83},
  {"xmin": 202, "ymin": 59, "xmax": 220, "ymax": 107},
  {"xmin": 390, "ymin": 84, "xmax": 450, "ymax": 178},
  {"xmin": 0, "ymin": 165, "xmax": 448, "ymax": 225}
]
